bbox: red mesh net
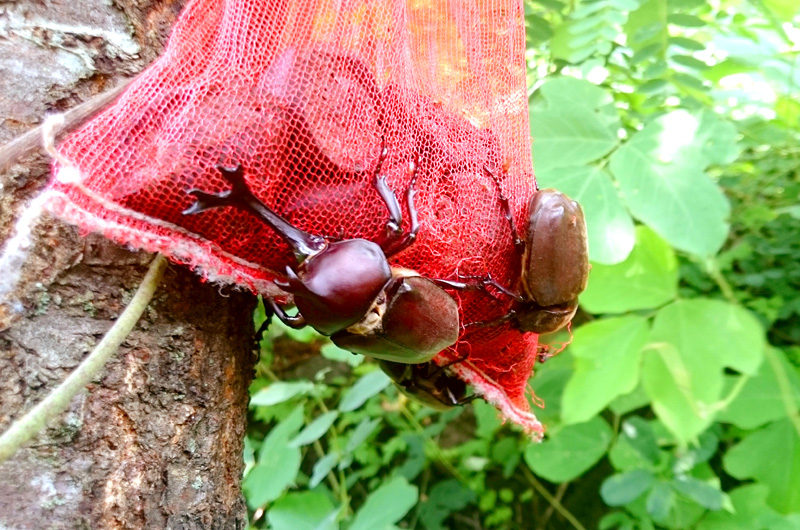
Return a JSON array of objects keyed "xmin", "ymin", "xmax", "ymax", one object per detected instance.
[{"xmin": 48, "ymin": 0, "xmax": 544, "ymax": 438}]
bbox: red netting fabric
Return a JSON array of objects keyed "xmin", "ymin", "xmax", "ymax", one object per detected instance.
[{"xmin": 48, "ymin": 0, "xmax": 545, "ymax": 438}]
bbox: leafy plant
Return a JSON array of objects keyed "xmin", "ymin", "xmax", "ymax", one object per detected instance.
[{"xmin": 244, "ymin": 0, "xmax": 800, "ymax": 527}]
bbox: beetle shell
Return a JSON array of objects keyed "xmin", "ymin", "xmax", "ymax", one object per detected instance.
[
  {"xmin": 514, "ymin": 300, "xmax": 578, "ymax": 335},
  {"xmin": 290, "ymin": 239, "xmax": 392, "ymax": 335},
  {"xmin": 379, "ymin": 360, "xmax": 467, "ymax": 410},
  {"xmin": 331, "ymin": 276, "xmax": 460, "ymax": 364},
  {"xmin": 522, "ymin": 189, "xmax": 589, "ymax": 308}
]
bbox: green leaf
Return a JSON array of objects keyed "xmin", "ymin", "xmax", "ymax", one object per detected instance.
[
  {"xmin": 667, "ymin": 13, "xmax": 705, "ymax": 27},
  {"xmin": 524, "ymin": 416, "xmax": 613, "ymax": 482},
  {"xmin": 551, "ymin": 20, "xmax": 598, "ymax": 64},
  {"xmin": 534, "ymin": 77, "xmax": 621, "ymax": 134},
  {"xmin": 346, "ymin": 418, "xmax": 381, "ymax": 453},
  {"xmin": 672, "ymin": 477, "xmax": 725, "ymax": 510},
  {"xmin": 526, "ymin": 350, "xmax": 574, "ymax": 426},
  {"xmin": 696, "ymin": 484, "xmax": 799, "ymax": 530},
  {"xmin": 625, "ymin": 0, "xmax": 668, "ymax": 51},
  {"xmin": 668, "ymin": 36, "xmax": 705, "ymax": 51},
  {"xmin": 320, "ymin": 342, "xmax": 364, "ymax": 366},
  {"xmin": 718, "ymin": 348, "xmax": 800, "ymax": 429},
  {"xmin": 671, "ymin": 54, "xmax": 709, "ymax": 70},
  {"xmin": 537, "ymin": 165, "xmax": 635, "ymax": 264},
  {"xmin": 531, "ymin": 106, "xmax": 619, "ymax": 172},
  {"xmin": 609, "ymin": 110, "xmax": 733, "ymax": 256},
  {"xmin": 644, "ymin": 300, "xmax": 765, "ymax": 443},
  {"xmin": 339, "ymin": 370, "xmax": 391, "ymax": 412},
  {"xmin": 349, "ymin": 477, "xmax": 419, "ymax": 530},
  {"xmin": 641, "ymin": 342, "xmax": 709, "ymax": 444},
  {"xmin": 620, "ymin": 416, "xmax": 661, "ymax": 465},
  {"xmin": 639, "ymin": 79, "xmax": 669, "ymax": 94},
  {"xmin": 646, "ymin": 481, "xmax": 676, "ymax": 520},
  {"xmin": 580, "ymin": 226, "xmax": 678, "ymax": 314},
  {"xmin": 724, "ymin": 418, "xmax": 800, "ymax": 513},
  {"xmin": 309, "ymin": 452, "xmax": 339, "ymax": 489},
  {"xmin": 562, "ymin": 316, "xmax": 650, "ymax": 423},
  {"xmin": 267, "ymin": 491, "xmax": 337, "ymax": 530},
  {"xmin": 250, "ymin": 381, "xmax": 315, "ymax": 407},
  {"xmin": 418, "ymin": 480, "xmax": 477, "ymax": 530},
  {"xmin": 289, "ymin": 411, "xmax": 339, "ymax": 448},
  {"xmin": 652, "ymin": 298, "xmax": 765, "ymax": 379},
  {"xmin": 530, "ymin": 79, "xmax": 620, "ymax": 172},
  {"xmin": 474, "ymin": 399, "xmax": 503, "ymax": 440},
  {"xmin": 609, "ymin": 384, "xmax": 651, "ymax": 416},
  {"xmin": 244, "ymin": 407, "xmax": 305, "ymax": 507},
  {"xmin": 761, "ymin": 0, "xmax": 799, "ymax": 20},
  {"xmin": 526, "ymin": 13, "xmax": 553, "ymax": 46},
  {"xmin": 601, "ymin": 469, "xmax": 656, "ymax": 506}
]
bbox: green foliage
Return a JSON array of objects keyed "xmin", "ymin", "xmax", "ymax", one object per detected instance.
[{"xmin": 244, "ymin": 0, "xmax": 800, "ymax": 527}]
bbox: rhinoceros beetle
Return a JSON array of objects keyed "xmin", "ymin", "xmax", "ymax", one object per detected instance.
[
  {"xmin": 183, "ymin": 147, "xmax": 460, "ymax": 364},
  {"xmin": 441, "ymin": 172, "xmax": 589, "ymax": 335},
  {"xmin": 378, "ymin": 359, "xmax": 475, "ymax": 410}
]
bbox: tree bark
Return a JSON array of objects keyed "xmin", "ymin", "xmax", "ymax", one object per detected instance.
[{"xmin": 0, "ymin": 1, "xmax": 257, "ymax": 528}]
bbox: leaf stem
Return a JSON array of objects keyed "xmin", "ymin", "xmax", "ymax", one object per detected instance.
[
  {"xmin": 764, "ymin": 347, "xmax": 800, "ymax": 438},
  {"xmin": 400, "ymin": 405, "xmax": 464, "ymax": 481},
  {"xmin": 522, "ymin": 467, "xmax": 586, "ymax": 530},
  {"xmin": 704, "ymin": 257, "xmax": 737, "ymax": 305},
  {"xmin": 0, "ymin": 253, "xmax": 167, "ymax": 464}
]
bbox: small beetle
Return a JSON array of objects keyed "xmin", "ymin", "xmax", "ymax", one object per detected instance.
[
  {"xmin": 183, "ymin": 147, "xmax": 460, "ymax": 363},
  {"xmin": 441, "ymin": 174, "xmax": 589, "ymax": 335},
  {"xmin": 378, "ymin": 359, "xmax": 474, "ymax": 410}
]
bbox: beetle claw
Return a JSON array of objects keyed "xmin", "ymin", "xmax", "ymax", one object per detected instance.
[{"xmin": 183, "ymin": 188, "xmax": 234, "ymax": 215}]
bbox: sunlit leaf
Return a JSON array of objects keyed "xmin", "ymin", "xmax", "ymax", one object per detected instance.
[
  {"xmin": 562, "ymin": 316, "xmax": 650, "ymax": 423},
  {"xmin": 609, "ymin": 110, "xmax": 733, "ymax": 256},
  {"xmin": 580, "ymin": 226, "xmax": 678, "ymax": 313},
  {"xmin": 530, "ymin": 79, "xmax": 620, "ymax": 172}
]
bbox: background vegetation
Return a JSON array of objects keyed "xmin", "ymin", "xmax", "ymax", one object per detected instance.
[{"xmin": 242, "ymin": 0, "xmax": 800, "ymax": 528}]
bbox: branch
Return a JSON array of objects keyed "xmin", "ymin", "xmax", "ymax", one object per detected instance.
[
  {"xmin": 0, "ymin": 78, "xmax": 133, "ymax": 172},
  {"xmin": 0, "ymin": 253, "xmax": 167, "ymax": 464}
]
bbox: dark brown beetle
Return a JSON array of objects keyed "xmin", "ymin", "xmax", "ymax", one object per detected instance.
[
  {"xmin": 441, "ymin": 175, "xmax": 589, "ymax": 335},
  {"xmin": 183, "ymin": 148, "xmax": 460, "ymax": 364},
  {"xmin": 378, "ymin": 360, "xmax": 474, "ymax": 410}
]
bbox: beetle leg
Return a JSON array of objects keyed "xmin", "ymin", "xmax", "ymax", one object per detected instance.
[
  {"xmin": 254, "ymin": 300, "xmax": 274, "ymax": 345},
  {"xmin": 371, "ymin": 143, "xmax": 404, "ymax": 236},
  {"xmin": 484, "ymin": 164, "xmax": 524, "ymax": 254},
  {"xmin": 265, "ymin": 296, "xmax": 307, "ymax": 329},
  {"xmin": 184, "ymin": 164, "xmax": 326, "ymax": 261},
  {"xmin": 431, "ymin": 274, "xmax": 525, "ymax": 304},
  {"xmin": 456, "ymin": 394, "xmax": 479, "ymax": 406},
  {"xmin": 382, "ymin": 152, "xmax": 421, "ymax": 258},
  {"xmin": 462, "ymin": 311, "xmax": 517, "ymax": 329},
  {"xmin": 373, "ymin": 147, "xmax": 421, "ymax": 258}
]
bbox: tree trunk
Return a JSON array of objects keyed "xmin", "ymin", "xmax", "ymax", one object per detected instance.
[{"xmin": 0, "ymin": 1, "xmax": 257, "ymax": 527}]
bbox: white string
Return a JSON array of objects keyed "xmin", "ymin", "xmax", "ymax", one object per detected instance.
[
  {"xmin": 0, "ymin": 113, "xmax": 72, "ymax": 311},
  {"xmin": 0, "ymin": 189, "xmax": 52, "ymax": 311}
]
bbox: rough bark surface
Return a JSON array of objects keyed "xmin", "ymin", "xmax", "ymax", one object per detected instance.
[{"xmin": 1, "ymin": 1, "xmax": 257, "ymax": 528}]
